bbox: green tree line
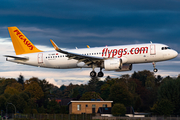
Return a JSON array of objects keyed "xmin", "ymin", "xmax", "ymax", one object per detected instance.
[{"xmin": 0, "ymin": 70, "xmax": 180, "ymax": 115}]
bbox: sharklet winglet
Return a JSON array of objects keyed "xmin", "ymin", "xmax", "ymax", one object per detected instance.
[{"xmin": 50, "ymin": 39, "xmax": 60, "ymax": 51}]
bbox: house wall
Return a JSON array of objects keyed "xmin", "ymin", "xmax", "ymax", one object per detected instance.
[
  {"xmin": 69, "ymin": 103, "xmax": 72, "ymax": 114},
  {"xmin": 69, "ymin": 102, "xmax": 112, "ymax": 114}
]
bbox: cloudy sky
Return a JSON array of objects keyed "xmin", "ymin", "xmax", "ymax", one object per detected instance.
[{"xmin": 0, "ymin": 0, "xmax": 180, "ymax": 87}]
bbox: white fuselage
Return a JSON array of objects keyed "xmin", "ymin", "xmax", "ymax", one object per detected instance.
[{"xmin": 7, "ymin": 43, "xmax": 178, "ymax": 70}]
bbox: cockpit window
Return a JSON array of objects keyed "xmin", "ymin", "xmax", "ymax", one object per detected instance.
[{"xmin": 161, "ymin": 47, "xmax": 171, "ymax": 50}]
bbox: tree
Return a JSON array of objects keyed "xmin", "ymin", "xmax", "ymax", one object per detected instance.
[
  {"xmin": 7, "ymin": 94, "xmax": 27, "ymax": 113},
  {"xmin": 24, "ymin": 77, "xmax": 39, "ymax": 85},
  {"xmin": 112, "ymin": 103, "xmax": 126, "ymax": 116},
  {"xmin": 109, "ymin": 82, "xmax": 133, "ymax": 106},
  {"xmin": 0, "ymin": 96, "xmax": 6, "ymax": 111},
  {"xmin": 25, "ymin": 82, "xmax": 44, "ymax": 100},
  {"xmin": 39, "ymin": 79, "xmax": 52, "ymax": 95},
  {"xmin": 59, "ymin": 85, "xmax": 66, "ymax": 91},
  {"xmin": 0, "ymin": 78, "xmax": 17, "ymax": 94},
  {"xmin": 47, "ymin": 100, "xmax": 60, "ymax": 114},
  {"xmin": 17, "ymin": 75, "xmax": 24, "ymax": 85},
  {"xmin": 155, "ymin": 75, "xmax": 163, "ymax": 85},
  {"xmin": 69, "ymin": 88, "xmax": 79, "ymax": 98},
  {"xmin": 27, "ymin": 98, "xmax": 37, "ymax": 110},
  {"xmin": 9, "ymin": 82, "xmax": 23, "ymax": 92},
  {"xmin": 155, "ymin": 78, "xmax": 180, "ymax": 114},
  {"xmin": 132, "ymin": 71, "xmax": 157, "ymax": 112},
  {"xmin": 60, "ymin": 106, "xmax": 68, "ymax": 114},
  {"xmin": 4, "ymin": 86, "xmax": 19, "ymax": 95},
  {"xmin": 38, "ymin": 106, "xmax": 45, "ymax": 113},
  {"xmin": 131, "ymin": 70, "xmax": 154, "ymax": 87},
  {"xmin": 87, "ymin": 77, "xmax": 100, "ymax": 91},
  {"xmin": 80, "ymin": 92, "xmax": 102, "ymax": 100},
  {"xmin": 2, "ymin": 78, "xmax": 17, "ymax": 86},
  {"xmin": 151, "ymin": 99, "xmax": 174, "ymax": 115},
  {"xmin": 145, "ymin": 76, "xmax": 155, "ymax": 89},
  {"xmin": 19, "ymin": 92, "xmax": 29, "ymax": 102},
  {"xmin": 100, "ymin": 84, "xmax": 110, "ymax": 100}
]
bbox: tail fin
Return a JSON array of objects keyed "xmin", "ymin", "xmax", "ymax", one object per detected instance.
[{"xmin": 8, "ymin": 26, "xmax": 42, "ymax": 55}]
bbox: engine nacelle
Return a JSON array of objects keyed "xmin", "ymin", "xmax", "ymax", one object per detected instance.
[
  {"xmin": 115, "ymin": 64, "xmax": 132, "ymax": 72},
  {"xmin": 104, "ymin": 58, "xmax": 122, "ymax": 70}
]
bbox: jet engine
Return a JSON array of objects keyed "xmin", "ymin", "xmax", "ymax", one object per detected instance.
[
  {"xmin": 104, "ymin": 58, "xmax": 123, "ymax": 70},
  {"xmin": 115, "ymin": 64, "xmax": 132, "ymax": 72}
]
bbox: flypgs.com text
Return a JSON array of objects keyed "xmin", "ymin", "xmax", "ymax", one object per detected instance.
[{"xmin": 102, "ymin": 47, "xmax": 148, "ymax": 58}]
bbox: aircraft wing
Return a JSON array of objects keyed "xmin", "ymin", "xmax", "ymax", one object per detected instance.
[
  {"xmin": 4, "ymin": 55, "xmax": 29, "ymax": 60},
  {"xmin": 50, "ymin": 40, "xmax": 106, "ymax": 66}
]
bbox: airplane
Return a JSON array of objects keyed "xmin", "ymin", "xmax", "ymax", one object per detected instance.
[{"xmin": 4, "ymin": 26, "xmax": 178, "ymax": 77}]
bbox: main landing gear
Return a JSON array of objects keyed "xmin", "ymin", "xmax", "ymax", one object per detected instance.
[
  {"xmin": 152, "ymin": 62, "xmax": 158, "ymax": 72},
  {"xmin": 90, "ymin": 65, "xmax": 104, "ymax": 77},
  {"xmin": 90, "ymin": 70, "xmax": 104, "ymax": 77}
]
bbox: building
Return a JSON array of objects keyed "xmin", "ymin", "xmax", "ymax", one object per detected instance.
[
  {"xmin": 69, "ymin": 101, "xmax": 113, "ymax": 114},
  {"xmin": 97, "ymin": 107, "xmax": 112, "ymax": 117}
]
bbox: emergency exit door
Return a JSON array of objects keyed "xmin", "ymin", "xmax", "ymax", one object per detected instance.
[
  {"xmin": 150, "ymin": 45, "xmax": 156, "ymax": 55},
  {"xmin": 38, "ymin": 53, "xmax": 43, "ymax": 64}
]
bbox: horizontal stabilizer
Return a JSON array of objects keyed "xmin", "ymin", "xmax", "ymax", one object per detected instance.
[{"xmin": 4, "ymin": 55, "xmax": 29, "ymax": 60}]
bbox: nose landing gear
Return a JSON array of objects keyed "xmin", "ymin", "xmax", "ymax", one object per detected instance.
[{"xmin": 152, "ymin": 62, "xmax": 158, "ymax": 72}]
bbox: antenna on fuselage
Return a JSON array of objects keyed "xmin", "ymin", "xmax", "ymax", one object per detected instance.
[{"xmin": 150, "ymin": 41, "xmax": 152, "ymax": 44}]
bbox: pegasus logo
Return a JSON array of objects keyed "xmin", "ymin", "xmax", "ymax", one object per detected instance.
[{"xmin": 14, "ymin": 30, "xmax": 34, "ymax": 50}]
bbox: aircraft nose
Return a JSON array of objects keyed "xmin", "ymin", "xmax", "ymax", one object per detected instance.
[{"xmin": 172, "ymin": 50, "xmax": 178, "ymax": 58}]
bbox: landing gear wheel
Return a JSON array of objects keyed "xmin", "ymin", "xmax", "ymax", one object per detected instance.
[
  {"xmin": 152, "ymin": 62, "xmax": 158, "ymax": 73},
  {"xmin": 153, "ymin": 68, "xmax": 158, "ymax": 72},
  {"xmin": 90, "ymin": 71, "xmax": 96, "ymax": 77},
  {"xmin": 98, "ymin": 71, "xmax": 104, "ymax": 77}
]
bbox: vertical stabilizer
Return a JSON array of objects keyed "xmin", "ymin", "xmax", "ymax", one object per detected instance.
[{"xmin": 8, "ymin": 26, "xmax": 42, "ymax": 55}]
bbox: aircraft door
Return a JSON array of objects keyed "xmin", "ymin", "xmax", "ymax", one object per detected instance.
[
  {"xmin": 150, "ymin": 45, "xmax": 156, "ymax": 55},
  {"xmin": 38, "ymin": 53, "xmax": 43, "ymax": 64}
]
